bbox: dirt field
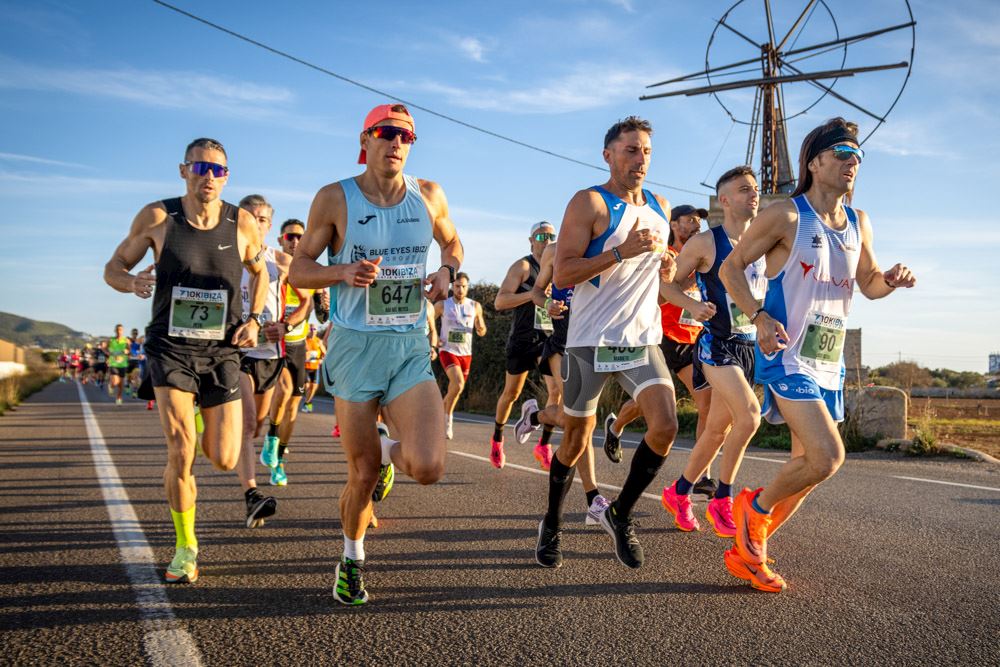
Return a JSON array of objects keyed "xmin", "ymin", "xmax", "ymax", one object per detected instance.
[{"xmin": 910, "ymin": 396, "xmax": 1000, "ymax": 420}]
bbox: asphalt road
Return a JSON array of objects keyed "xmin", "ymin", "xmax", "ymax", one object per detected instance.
[{"xmin": 1, "ymin": 379, "xmax": 998, "ymax": 666}]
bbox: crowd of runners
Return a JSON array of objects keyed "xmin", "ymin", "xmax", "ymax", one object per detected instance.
[{"xmin": 99, "ymin": 103, "xmax": 915, "ymax": 604}]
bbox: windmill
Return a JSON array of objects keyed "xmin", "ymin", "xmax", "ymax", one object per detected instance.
[{"xmin": 640, "ymin": 0, "xmax": 916, "ymax": 194}]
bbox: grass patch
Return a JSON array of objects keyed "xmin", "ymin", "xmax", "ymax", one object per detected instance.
[
  {"xmin": 907, "ymin": 416, "xmax": 1000, "ymax": 460},
  {"xmin": 0, "ymin": 370, "xmax": 59, "ymax": 415}
]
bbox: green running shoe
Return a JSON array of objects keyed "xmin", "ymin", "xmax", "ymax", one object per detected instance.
[
  {"xmin": 270, "ymin": 459, "xmax": 288, "ymax": 486},
  {"xmin": 371, "ymin": 463, "xmax": 394, "ymax": 503},
  {"xmin": 333, "ymin": 557, "xmax": 368, "ymax": 606},
  {"xmin": 164, "ymin": 546, "xmax": 198, "ymax": 584}
]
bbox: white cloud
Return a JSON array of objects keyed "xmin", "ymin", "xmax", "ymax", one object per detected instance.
[
  {"xmin": 0, "ymin": 152, "xmax": 91, "ymax": 169},
  {"xmin": 862, "ymin": 119, "xmax": 958, "ymax": 159},
  {"xmin": 607, "ymin": 0, "xmax": 636, "ymax": 13},
  {"xmin": 456, "ymin": 36, "xmax": 488, "ymax": 63}
]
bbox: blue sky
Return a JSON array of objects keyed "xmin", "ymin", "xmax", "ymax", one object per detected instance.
[{"xmin": 0, "ymin": 0, "xmax": 997, "ymax": 372}]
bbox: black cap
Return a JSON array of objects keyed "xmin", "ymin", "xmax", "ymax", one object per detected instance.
[{"xmin": 670, "ymin": 204, "xmax": 709, "ymax": 221}]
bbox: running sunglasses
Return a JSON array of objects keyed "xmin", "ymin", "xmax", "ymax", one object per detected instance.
[
  {"xmin": 827, "ymin": 145, "xmax": 864, "ymax": 164},
  {"xmin": 282, "ymin": 232, "xmax": 302, "ymax": 242},
  {"xmin": 367, "ymin": 126, "xmax": 417, "ymax": 144},
  {"xmin": 533, "ymin": 232, "xmax": 556, "ymax": 242},
  {"xmin": 185, "ymin": 161, "xmax": 230, "ymax": 177}
]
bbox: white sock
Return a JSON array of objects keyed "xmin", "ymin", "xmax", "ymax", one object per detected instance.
[
  {"xmin": 380, "ymin": 436, "xmax": 397, "ymax": 466},
  {"xmin": 610, "ymin": 421, "xmax": 622, "ymax": 437},
  {"xmin": 343, "ymin": 533, "xmax": 365, "ymax": 562}
]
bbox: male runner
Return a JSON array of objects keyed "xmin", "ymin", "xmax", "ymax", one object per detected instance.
[
  {"xmin": 720, "ymin": 118, "xmax": 914, "ymax": 592},
  {"xmin": 262, "ymin": 218, "xmax": 313, "ymax": 486},
  {"xmin": 127, "ymin": 328, "xmax": 142, "ymax": 396},
  {"xmin": 108, "ymin": 325, "xmax": 130, "ymax": 405},
  {"xmin": 515, "ymin": 240, "xmax": 610, "ymax": 524},
  {"xmin": 535, "ymin": 116, "xmax": 678, "ymax": 569},
  {"xmin": 489, "ymin": 222, "xmax": 559, "ymax": 469},
  {"xmin": 104, "ymin": 137, "xmax": 267, "ymax": 583},
  {"xmin": 659, "ymin": 166, "xmax": 767, "ymax": 537},
  {"xmin": 604, "ymin": 204, "xmax": 716, "ymax": 495},
  {"xmin": 434, "ymin": 272, "xmax": 486, "ymax": 439},
  {"xmin": 289, "ymin": 103, "xmax": 462, "ymax": 605},
  {"xmin": 234, "ymin": 194, "xmax": 284, "ymax": 527},
  {"xmin": 302, "ymin": 325, "xmax": 326, "ymax": 412},
  {"xmin": 58, "ymin": 349, "xmax": 68, "ymax": 382},
  {"xmin": 92, "ymin": 341, "xmax": 108, "ymax": 389}
]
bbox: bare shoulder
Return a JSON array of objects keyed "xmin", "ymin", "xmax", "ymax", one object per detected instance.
[
  {"xmin": 541, "ymin": 243, "xmax": 557, "ymax": 263},
  {"xmin": 417, "ymin": 178, "xmax": 448, "ymax": 216},
  {"xmin": 758, "ymin": 198, "xmax": 798, "ymax": 224},
  {"xmin": 651, "ymin": 192, "xmax": 671, "ymax": 214},
  {"xmin": 136, "ymin": 200, "xmax": 169, "ymax": 228},
  {"xmin": 274, "ymin": 248, "xmax": 293, "ymax": 270},
  {"xmin": 235, "ymin": 206, "xmax": 259, "ymax": 236}
]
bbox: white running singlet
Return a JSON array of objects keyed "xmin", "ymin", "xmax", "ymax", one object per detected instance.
[
  {"xmin": 439, "ymin": 297, "xmax": 477, "ymax": 357},
  {"xmin": 240, "ymin": 246, "xmax": 283, "ymax": 360}
]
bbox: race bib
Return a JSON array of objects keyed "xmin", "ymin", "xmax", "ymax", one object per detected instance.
[
  {"xmin": 534, "ymin": 306, "xmax": 554, "ymax": 332},
  {"xmin": 447, "ymin": 330, "xmax": 471, "ymax": 345},
  {"xmin": 726, "ymin": 294, "xmax": 755, "ymax": 335},
  {"xmin": 678, "ymin": 287, "xmax": 704, "ymax": 328},
  {"xmin": 799, "ymin": 311, "xmax": 846, "ymax": 365},
  {"xmin": 594, "ymin": 346, "xmax": 649, "ymax": 373},
  {"xmin": 169, "ymin": 287, "xmax": 227, "ymax": 340},
  {"xmin": 306, "ymin": 350, "xmax": 320, "ymax": 363},
  {"xmin": 366, "ymin": 264, "xmax": 424, "ymax": 326}
]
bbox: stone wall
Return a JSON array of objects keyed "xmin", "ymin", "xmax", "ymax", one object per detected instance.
[{"xmin": 846, "ymin": 386, "xmax": 908, "ymax": 440}]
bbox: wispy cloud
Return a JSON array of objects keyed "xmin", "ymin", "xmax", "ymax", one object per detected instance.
[
  {"xmin": 0, "ymin": 151, "xmax": 91, "ymax": 169},
  {"xmin": 0, "ymin": 57, "xmax": 345, "ymax": 137},
  {"xmin": 862, "ymin": 120, "xmax": 958, "ymax": 159},
  {"xmin": 606, "ymin": 0, "xmax": 636, "ymax": 13},
  {"xmin": 456, "ymin": 36, "xmax": 488, "ymax": 63},
  {"xmin": 0, "ymin": 171, "xmax": 173, "ymax": 197}
]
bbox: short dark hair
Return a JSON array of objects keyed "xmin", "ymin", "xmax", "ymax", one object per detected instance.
[
  {"xmin": 791, "ymin": 117, "xmax": 859, "ymax": 197},
  {"xmin": 455, "ymin": 272, "xmax": 470, "ymax": 283},
  {"xmin": 715, "ymin": 165, "xmax": 756, "ymax": 194},
  {"xmin": 239, "ymin": 194, "xmax": 271, "ymax": 214},
  {"xmin": 604, "ymin": 116, "xmax": 653, "ymax": 148},
  {"xmin": 185, "ymin": 137, "xmax": 226, "ymax": 162},
  {"xmin": 280, "ymin": 218, "xmax": 305, "ymax": 233}
]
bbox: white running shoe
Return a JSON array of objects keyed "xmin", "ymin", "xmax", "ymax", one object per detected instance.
[
  {"xmin": 586, "ymin": 494, "xmax": 611, "ymax": 526},
  {"xmin": 514, "ymin": 398, "xmax": 540, "ymax": 444},
  {"xmin": 445, "ymin": 414, "xmax": 454, "ymax": 440}
]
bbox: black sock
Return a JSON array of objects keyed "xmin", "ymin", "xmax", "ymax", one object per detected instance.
[
  {"xmin": 543, "ymin": 455, "xmax": 576, "ymax": 529},
  {"xmin": 268, "ymin": 422, "xmax": 279, "ymax": 438},
  {"xmin": 529, "ymin": 411, "xmax": 540, "ymax": 426},
  {"xmin": 715, "ymin": 481, "xmax": 732, "ymax": 499},
  {"xmin": 613, "ymin": 439, "xmax": 667, "ymax": 518},
  {"xmin": 493, "ymin": 422, "xmax": 504, "ymax": 441},
  {"xmin": 277, "ymin": 443, "xmax": 287, "ymax": 460},
  {"xmin": 586, "ymin": 489, "xmax": 600, "ymax": 506},
  {"xmin": 539, "ymin": 425, "xmax": 554, "ymax": 446}
]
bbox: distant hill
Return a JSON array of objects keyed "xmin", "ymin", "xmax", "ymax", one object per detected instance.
[{"xmin": 0, "ymin": 312, "xmax": 90, "ymax": 349}]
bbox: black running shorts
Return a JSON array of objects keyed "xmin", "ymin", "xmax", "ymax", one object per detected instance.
[
  {"xmin": 505, "ymin": 335, "xmax": 551, "ymax": 376},
  {"xmin": 284, "ymin": 342, "xmax": 307, "ymax": 397},
  {"xmin": 691, "ymin": 335, "xmax": 755, "ymax": 391},
  {"xmin": 659, "ymin": 338, "xmax": 695, "ymax": 375},
  {"xmin": 147, "ymin": 347, "xmax": 242, "ymax": 408},
  {"xmin": 240, "ymin": 355, "xmax": 285, "ymax": 394}
]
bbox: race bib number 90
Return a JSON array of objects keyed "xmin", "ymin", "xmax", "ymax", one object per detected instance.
[
  {"xmin": 366, "ymin": 264, "xmax": 424, "ymax": 326},
  {"xmin": 594, "ymin": 346, "xmax": 649, "ymax": 373},
  {"xmin": 799, "ymin": 311, "xmax": 846, "ymax": 365},
  {"xmin": 169, "ymin": 287, "xmax": 228, "ymax": 340}
]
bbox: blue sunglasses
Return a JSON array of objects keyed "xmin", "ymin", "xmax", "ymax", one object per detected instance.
[{"xmin": 827, "ymin": 145, "xmax": 864, "ymax": 164}]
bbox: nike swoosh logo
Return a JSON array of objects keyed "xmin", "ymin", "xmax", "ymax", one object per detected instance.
[
  {"xmin": 229, "ymin": 386, "xmax": 238, "ymax": 394},
  {"xmin": 218, "ymin": 244, "xmax": 233, "ymax": 250}
]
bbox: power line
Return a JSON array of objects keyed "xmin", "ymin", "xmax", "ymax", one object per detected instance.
[{"xmin": 150, "ymin": 0, "xmax": 706, "ymax": 197}]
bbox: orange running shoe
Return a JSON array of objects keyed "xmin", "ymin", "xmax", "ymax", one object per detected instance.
[
  {"xmin": 724, "ymin": 547, "xmax": 786, "ymax": 593},
  {"xmin": 733, "ymin": 487, "xmax": 772, "ymax": 566}
]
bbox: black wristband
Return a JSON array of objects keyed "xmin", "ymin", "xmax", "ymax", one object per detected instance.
[
  {"xmin": 440, "ymin": 264, "xmax": 457, "ymax": 283},
  {"xmin": 749, "ymin": 307, "xmax": 767, "ymax": 324},
  {"xmin": 612, "ymin": 246, "xmax": 623, "ymax": 263}
]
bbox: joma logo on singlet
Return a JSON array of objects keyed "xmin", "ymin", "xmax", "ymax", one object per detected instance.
[{"xmin": 357, "ymin": 215, "xmax": 376, "ymax": 225}]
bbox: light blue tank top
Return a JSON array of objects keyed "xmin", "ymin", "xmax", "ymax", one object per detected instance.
[{"xmin": 328, "ymin": 175, "xmax": 433, "ymax": 333}]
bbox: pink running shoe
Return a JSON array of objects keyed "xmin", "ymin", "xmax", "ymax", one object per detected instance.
[
  {"xmin": 706, "ymin": 496, "xmax": 737, "ymax": 538},
  {"xmin": 532, "ymin": 440, "xmax": 552, "ymax": 471},
  {"xmin": 661, "ymin": 481, "xmax": 700, "ymax": 532},
  {"xmin": 331, "ymin": 424, "xmax": 341, "ymax": 438},
  {"xmin": 490, "ymin": 438, "xmax": 505, "ymax": 469}
]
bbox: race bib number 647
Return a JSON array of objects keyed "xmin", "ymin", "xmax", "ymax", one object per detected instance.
[{"xmin": 365, "ymin": 263, "xmax": 424, "ymax": 326}]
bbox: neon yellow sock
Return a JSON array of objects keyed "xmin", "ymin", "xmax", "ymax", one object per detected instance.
[
  {"xmin": 194, "ymin": 407, "xmax": 205, "ymax": 435},
  {"xmin": 170, "ymin": 507, "xmax": 198, "ymax": 551}
]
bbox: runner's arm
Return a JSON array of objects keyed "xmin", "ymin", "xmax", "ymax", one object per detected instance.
[
  {"xmin": 660, "ymin": 236, "xmax": 714, "ymax": 319},
  {"xmin": 232, "ymin": 209, "xmax": 268, "ymax": 347},
  {"xmin": 855, "ymin": 211, "xmax": 916, "ymax": 299},
  {"xmin": 104, "ymin": 203, "xmax": 161, "ymax": 297},
  {"xmin": 494, "ymin": 260, "xmax": 534, "ymax": 311},
  {"xmin": 474, "ymin": 302, "xmax": 487, "ymax": 337},
  {"xmin": 421, "ymin": 180, "xmax": 463, "ymax": 302}
]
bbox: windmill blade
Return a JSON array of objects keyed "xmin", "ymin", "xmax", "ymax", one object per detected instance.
[
  {"xmin": 782, "ymin": 21, "xmax": 916, "ymax": 58},
  {"xmin": 780, "ymin": 60, "xmax": 886, "ymax": 122},
  {"xmin": 764, "ymin": 0, "xmax": 778, "ymax": 50},
  {"xmin": 718, "ymin": 18, "xmax": 762, "ymax": 49},
  {"xmin": 639, "ymin": 62, "xmax": 909, "ymax": 100},
  {"xmin": 776, "ymin": 0, "xmax": 819, "ymax": 52},
  {"xmin": 647, "ymin": 54, "xmax": 764, "ymax": 88}
]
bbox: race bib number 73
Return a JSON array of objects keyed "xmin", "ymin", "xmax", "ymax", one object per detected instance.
[{"xmin": 168, "ymin": 287, "xmax": 227, "ymax": 340}]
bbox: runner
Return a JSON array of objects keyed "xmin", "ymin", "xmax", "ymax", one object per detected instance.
[
  {"xmin": 489, "ymin": 222, "xmax": 559, "ymax": 469},
  {"xmin": 659, "ymin": 166, "xmax": 767, "ymax": 538},
  {"xmin": 234, "ymin": 194, "xmax": 284, "ymax": 527},
  {"xmin": 92, "ymin": 341, "xmax": 108, "ymax": 389},
  {"xmin": 720, "ymin": 118, "xmax": 914, "ymax": 592},
  {"xmin": 107, "ymin": 325, "xmax": 130, "ymax": 405},
  {"xmin": 57, "ymin": 349, "xmax": 68, "ymax": 382},
  {"xmin": 127, "ymin": 328, "xmax": 143, "ymax": 397},
  {"xmin": 603, "ymin": 204, "xmax": 716, "ymax": 496},
  {"xmin": 69, "ymin": 349, "xmax": 81, "ymax": 382},
  {"xmin": 261, "ymin": 218, "xmax": 313, "ymax": 487},
  {"xmin": 103, "ymin": 137, "xmax": 268, "ymax": 583},
  {"xmin": 434, "ymin": 272, "xmax": 486, "ymax": 439},
  {"xmin": 289, "ymin": 103, "xmax": 462, "ymax": 605},
  {"xmin": 302, "ymin": 325, "xmax": 326, "ymax": 413},
  {"xmin": 514, "ymin": 239, "xmax": 611, "ymax": 525},
  {"xmin": 534, "ymin": 116, "xmax": 678, "ymax": 570}
]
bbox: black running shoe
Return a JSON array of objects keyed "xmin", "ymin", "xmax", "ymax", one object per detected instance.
[
  {"xmin": 692, "ymin": 476, "xmax": 719, "ymax": 499},
  {"xmin": 535, "ymin": 519, "xmax": 563, "ymax": 569},
  {"xmin": 603, "ymin": 412, "xmax": 623, "ymax": 463},
  {"xmin": 333, "ymin": 557, "xmax": 369, "ymax": 606},
  {"xmin": 245, "ymin": 490, "xmax": 277, "ymax": 529},
  {"xmin": 598, "ymin": 505, "xmax": 644, "ymax": 569}
]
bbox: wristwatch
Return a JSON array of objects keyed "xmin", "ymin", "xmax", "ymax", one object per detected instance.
[
  {"xmin": 440, "ymin": 264, "xmax": 457, "ymax": 283},
  {"xmin": 242, "ymin": 312, "xmax": 264, "ymax": 326},
  {"xmin": 284, "ymin": 321, "xmax": 295, "ymax": 334}
]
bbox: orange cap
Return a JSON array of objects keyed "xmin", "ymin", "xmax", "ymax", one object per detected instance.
[{"xmin": 358, "ymin": 103, "xmax": 415, "ymax": 164}]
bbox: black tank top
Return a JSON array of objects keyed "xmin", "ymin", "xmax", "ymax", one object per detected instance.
[
  {"xmin": 146, "ymin": 197, "xmax": 243, "ymax": 354},
  {"xmin": 508, "ymin": 254, "xmax": 542, "ymax": 344}
]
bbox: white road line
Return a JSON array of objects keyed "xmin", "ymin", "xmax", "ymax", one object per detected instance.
[
  {"xmin": 76, "ymin": 382, "xmax": 204, "ymax": 667},
  {"xmin": 892, "ymin": 476, "xmax": 1000, "ymax": 493}
]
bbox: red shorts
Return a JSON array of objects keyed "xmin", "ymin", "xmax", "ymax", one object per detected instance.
[{"xmin": 438, "ymin": 350, "xmax": 471, "ymax": 380}]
